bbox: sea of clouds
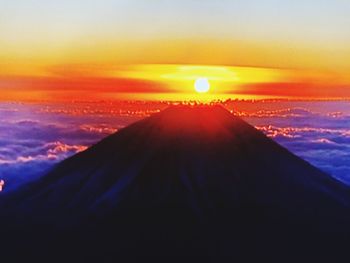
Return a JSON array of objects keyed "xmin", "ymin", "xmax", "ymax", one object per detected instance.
[
  {"xmin": 0, "ymin": 100, "xmax": 349, "ymax": 192},
  {"xmin": 240, "ymin": 102, "xmax": 350, "ymax": 183}
]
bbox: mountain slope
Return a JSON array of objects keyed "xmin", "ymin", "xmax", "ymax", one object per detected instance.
[{"xmin": 1, "ymin": 105, "xmax": 350, "ymax": 262}]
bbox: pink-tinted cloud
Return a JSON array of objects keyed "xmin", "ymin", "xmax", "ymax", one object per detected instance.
[
  {"xmin": 0, "ymin": 180, "xmax": 4, "ymax": 192},
  {"xmin": 80, "ymin": 125, "xmax": 118, "ymax": 134},
  {"xmin": 255, "ymin": 125, "xmax": 350, "ymax": 139},
  {"xmin": 46, "ymin": 141, "xmax": 87, "ymax": 155},
  {"xmin": 0, "ymin": 142, "xmax": 87, "ymax": 165}
]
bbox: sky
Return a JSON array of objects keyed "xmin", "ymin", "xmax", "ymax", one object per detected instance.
[{"xmin": 1, "ymin": 0, "xmax": 350, "ymax": 100}]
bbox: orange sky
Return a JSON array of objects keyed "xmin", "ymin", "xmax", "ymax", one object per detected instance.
[
  {"xmin": 1, "ymin": 63, "xmax": 349, "ymax": 101},
  {"xmin": 1, "ymin": 1, "xmax": 350, "ymax": 101}
]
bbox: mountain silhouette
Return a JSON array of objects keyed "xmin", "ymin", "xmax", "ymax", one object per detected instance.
[{"xmin": 1, "ymin": 105, "xmax": 350, "ymax": 263}]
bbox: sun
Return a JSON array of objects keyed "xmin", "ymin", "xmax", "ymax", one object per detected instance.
[{"xmin": 194, "ymin": 78, "xmax": 210, "ymax": 93}]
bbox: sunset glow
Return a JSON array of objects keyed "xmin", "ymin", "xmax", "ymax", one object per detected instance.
[
  {"xmin": 1, "ymin": 63, "xmax": 349, "ymax": 102},
  {"xmin": 0, "ymin": 1, "xmax": 350, "ymax": 101}
]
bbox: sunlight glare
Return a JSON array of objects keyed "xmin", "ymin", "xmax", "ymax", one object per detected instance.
[{"xmin": 194, "ymin": 78, "xmax": 210, "ymax": 93}]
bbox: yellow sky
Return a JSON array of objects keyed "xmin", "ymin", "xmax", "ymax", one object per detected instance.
[{"xmin": 1, "ymin": 1, "xmax": 350, "ymax": 100}]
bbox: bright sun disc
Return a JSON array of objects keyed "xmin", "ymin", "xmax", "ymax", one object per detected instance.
[{"xmin": 194, "ymin": 78, "xmax": 210, "ymax": 93}]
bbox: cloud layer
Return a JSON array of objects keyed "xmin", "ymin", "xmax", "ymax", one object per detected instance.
[
  {"xmin": 0, "ymin": 102, "xmax": 142, "ymax": 191},
  {"xmin": 0, "ymin": 100, "xmax": 349, "ymax": 192},
  {"xmin": 237, "ymin": 102, "xmax": 350, "ymax": 183}
]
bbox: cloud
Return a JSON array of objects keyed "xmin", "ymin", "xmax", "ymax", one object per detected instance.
[
  {"xmin": 79, "ymin": 124, "xmax": 118, "ymax": 134},
  {"xmin": 0, "ymin": 141, "xmax": 88, "ymax": 192},
  {"xmin": 1, "ymin": 100, "xmax": 350, "ymax": 193},
  {"xmin": 46, "ymin": 141, "xmax": 88, "ymax": 155},
  {"xmin": 246, "ymin": 106, "xmax": 350, "ymax": 184},
  {"xmin": 0, "ymin": 180, "xmax": 4, "ymax": 192},
  {"xmin": 237, "ymin": 107, "xmax": 313, "ymax": 118},
  {"xmin": 255, "ymin": 125, "xmax": 350, "ymax": 141},
  {"xmin": 0, "ymin": 102, "xmax": 130, "ymax": 192},
  {"xmin": 0, "ymin": 141, "xmax": 87, "ymax": 164},
  {"xmin": 0, "ymin": 101, "xmax": 162, "ymax": 192}
]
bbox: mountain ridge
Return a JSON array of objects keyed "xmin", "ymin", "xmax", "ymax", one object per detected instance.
[{"xmin": 1, "ymin": 105, "xmax": 350, "ymax": 262}]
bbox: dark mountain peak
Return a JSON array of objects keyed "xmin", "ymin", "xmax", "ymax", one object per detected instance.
[
  {"xmin": 4, "ymin": 105, "xmax": 348, "ymax": 212},
  {"xmin": 109, "ymin": 105, "xmax": 257, "ymax": 149},
  {"xmin": 156, "ymin": 104, "xmax": 232, "ymax": 124},
  {"xmin": 143, "ymin": 105, "xmax": 244, "ymax": 139},
  {"xmin": 1, "ymin": 105, "xmax": 350, "ymax": 262}
]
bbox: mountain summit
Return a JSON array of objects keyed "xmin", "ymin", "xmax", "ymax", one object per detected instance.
[{"xmin": 1, "ymin": 105, "xmax": 350, "ymax": 262}]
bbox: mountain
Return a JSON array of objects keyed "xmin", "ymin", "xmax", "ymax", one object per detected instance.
[{"xmin": 1, "ymin": 105, "xmax": 350, "ymax": 263}]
